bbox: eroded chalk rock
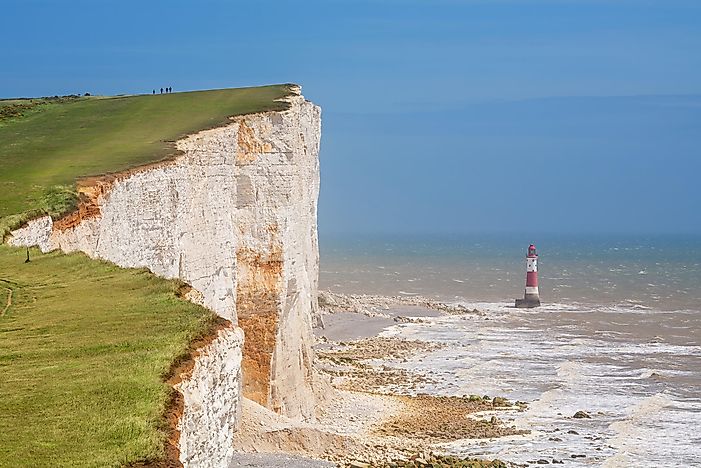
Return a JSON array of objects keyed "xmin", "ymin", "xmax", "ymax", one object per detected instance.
[{"xmin": 9, "ymin": 89, "xmax": 322, "ymax": 466}]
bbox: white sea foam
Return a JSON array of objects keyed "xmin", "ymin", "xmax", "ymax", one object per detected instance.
[
  {"xmin": 556, "ymin": 360, "xmax": 582, "ymax": 381},
  {"xmin": 450, "ymin": 299, "xmax": 697, "ymax": 316},
  {"xmin": 636, "ymin": 368, "xmax": 657, "ymax": 379},
  {"xmin": 397, "ymin": 290, "xmax": 419, "ymax": 296},
  {"xmin": 319, "ymin": 235, "xmax": 701, "ymax": 464},
  {"xmin": 371, "ymin": 300, "xmax": 701, "ymax": 466},
  {"xmin": 602, "ymin": 393, "xmax": 684, "ymax": 466}
]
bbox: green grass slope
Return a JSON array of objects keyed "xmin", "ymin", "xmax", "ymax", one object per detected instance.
[
  {"xmin": 0, "ymin": 84, "xmax": 294, "ymax": 228},
  {"xmin": 0, "ymin": 245, "xmax": 219, "ymax": 467},
  {"xmin": 0, "ymin": 85, "xmax": 288, "ymax": 466}
]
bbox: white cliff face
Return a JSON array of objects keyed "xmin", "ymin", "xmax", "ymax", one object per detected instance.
[
  {"xmin": 8, "ymin": 216, "xmax": 53, "ymax": 252},
  {"xmin": 177, "ymin": 326, "xmax": 244, "ymax": 467},
  {"xmin": 8, "ymin": 91, "xmax": 321, "ymax": 466},
  {"xmin": 10, "ymin": 123, "xmax": 242, "ymax": 321},
  {"xmin": 233, "ymin": 98, "xmax": 321, "ymax": 420}
]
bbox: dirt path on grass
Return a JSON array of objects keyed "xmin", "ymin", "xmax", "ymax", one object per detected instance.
[{"xmin": 1, "ymin": 287, "xmax": 11, "ymax": 317}]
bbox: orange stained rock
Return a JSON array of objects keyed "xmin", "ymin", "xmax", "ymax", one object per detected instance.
[{"xmin": 236, "ymin": 119, "xmax": 273, "ymax": 165}]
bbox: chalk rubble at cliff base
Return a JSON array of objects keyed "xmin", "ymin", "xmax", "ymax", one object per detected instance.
[{"xmin": 231, "ymin": 294, "xmax": 526, "ymax": 467}]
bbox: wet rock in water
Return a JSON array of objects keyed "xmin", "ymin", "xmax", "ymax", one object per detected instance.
[
  {"xmin": 573, "ymin": 410, "xmax": 591, "ymax": 419},
  {"xmin": 537, "ymin": 459, "xmax": 550, "ymax": 464},
  {"xmin": 567, "ymin": 430, "xmax": 579, "ymax": 435},
  {"xmin": 552, "ymin": 459, "xmax": 564, "ymax": 464},
  {"xmin": 549, "ymin": 437, "xmax": 563, "ymax": 442},
  {"xmin": 571, "ymin": 454, "xmax": 587, "ymax": 458},
  {"xmin": 492, "ymin": 396, "xmax": 510, "ymax": 407},
  {"xmin": 468, "ymin": 394, "xmax": 482, "ymax": 402}
]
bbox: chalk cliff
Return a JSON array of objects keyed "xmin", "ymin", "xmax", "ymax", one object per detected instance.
[{"xmin": 9, "ymin": 87, "xmax": 321, "ymax": 467}]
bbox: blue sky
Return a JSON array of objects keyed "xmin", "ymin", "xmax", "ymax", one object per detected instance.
[{"xmin": 3, "ymin": 0, "xmax": 700, "ymax": 234}]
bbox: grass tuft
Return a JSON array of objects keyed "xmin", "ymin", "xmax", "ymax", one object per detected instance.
[
  {"xmin": 40, "ymin": 184, "xmax": 80, "ymax": 218},
  {"xmin": 0, "ymin": 210, "xmax": 43, "ymax": 243},
  {"xmin": 0, "ymin": 185, "xmax": 78, "ymax": 242}
]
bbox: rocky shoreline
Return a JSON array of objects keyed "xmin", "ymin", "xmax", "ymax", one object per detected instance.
[
  {"xmin": 318, "ymin": 291, "xmax": 484, "ymax": 318},
  {"xmin": 231, "ymin": 292, "xmax": 527, "ymax": 467}
]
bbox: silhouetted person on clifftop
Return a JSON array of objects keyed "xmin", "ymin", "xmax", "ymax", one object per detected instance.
[{"xmin": 160, "ymin": 88, "xmax": 163, "ymax": 94}]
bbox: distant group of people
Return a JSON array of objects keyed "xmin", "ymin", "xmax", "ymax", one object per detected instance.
[{"xmin": 153, "ymin": 87, "xmax": 173, "ymax": 95}]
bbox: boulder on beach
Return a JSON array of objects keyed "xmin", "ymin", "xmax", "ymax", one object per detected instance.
[{"xmin": 492, "ymin": 396, "xmax": 511, "ymax": 407}]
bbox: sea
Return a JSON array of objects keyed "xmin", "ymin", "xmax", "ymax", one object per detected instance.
[{"xmin": 319, "ymin": 234, "xmax": 701, "ymax": 467}]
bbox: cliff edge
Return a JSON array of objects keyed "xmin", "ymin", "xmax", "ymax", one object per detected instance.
[{"xmin": 8, "ymin": 86, "xmax": 322, "ymax": 466}]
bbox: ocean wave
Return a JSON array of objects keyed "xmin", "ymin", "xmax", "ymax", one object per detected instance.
[
  {"xmin": 556, "ymin": 360, "xmax": 582, "ymax": 381},
  {"xmin": 636, "ymin": 368, "xmax": 660, "ymax": 379},
  {"xmin": 604, "ymin": 393, "xmax": 674, "ymax": 466},
  {"xmin": 397, "ymin": 291, "xmax": 420, "ymax": 296},
  {"xmin": 448, "ymin": 300, "xmax": 696, "ymax": 316}
]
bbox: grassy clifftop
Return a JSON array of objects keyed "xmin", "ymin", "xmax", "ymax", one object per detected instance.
[
  {"xmin": 0, "ymin": 246, "xmax": 221, "ymax": 467},
  {"xmin": 0, "ymin": 85, "xmax": 293, "ymax": 466},
  {"xmin": 0, "ymin": 84, "xmax": 295, "ymax": 229}
]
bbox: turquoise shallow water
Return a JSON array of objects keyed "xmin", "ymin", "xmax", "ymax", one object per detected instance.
[{"xmin": 319, "ymin": 234, "xmax": 701, "ymax": 466}]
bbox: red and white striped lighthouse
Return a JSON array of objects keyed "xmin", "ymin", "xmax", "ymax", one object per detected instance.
[{"xmin": 515, "ymin": 244, "xmax": 541, "ymax": 308}]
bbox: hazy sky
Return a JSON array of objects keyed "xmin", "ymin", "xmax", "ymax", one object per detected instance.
[{"xmin": 3, "ymin": 0, "xmax": 700, "ymax": 235}]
